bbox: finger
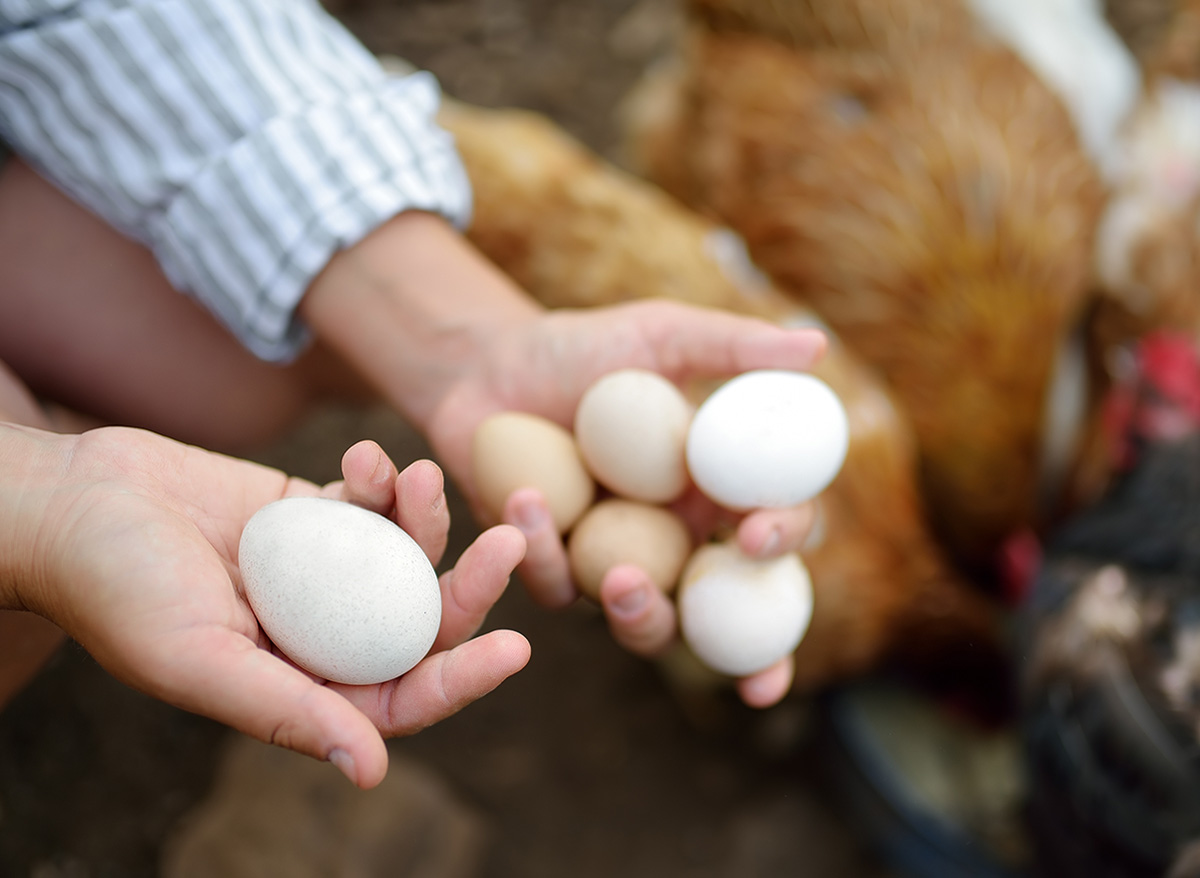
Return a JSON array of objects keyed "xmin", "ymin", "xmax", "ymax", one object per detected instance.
[
  {"xmin": 338, "ymin": 629, "xmax": 531, "ymax": 737},
  {"xmin": 394, "ymin": 459, "xmax": 451, "ymax": 567},
  {"xmin": 149, "ymin": 626, "xmax": 390, "ymax": 789},
  {"xmin": 504, "ymin": 488, "xmax": 576, "ymax": 608},
  {"xmin": 670, "ymin": 484, "xmax": 739, "ymax": 544},
  {"xmin": 632, "ymin": 301, "xmax": 827, "ymax": 381},
  {"xmin": 599, "ymin": 564, "xmax": 679, "ymax": 657},
  {"xmin": 433, "ymin": 523, "xmax": 525, "ymax": 649},
  {"xmin": 736, "ymin": 501, "xmax": 820, "ymax": 559},
  {"xmin": 338, "ymin": 439, "xmax": 398, "ymax": 514},
  {"xmin": 736, "ymin": 655, "xmax": 795, "ymax": 708}
]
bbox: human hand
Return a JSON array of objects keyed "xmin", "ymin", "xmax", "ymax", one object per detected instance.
[
  {"xmin": 423, "ymin": 299, "xmax": 827, "ymax": 707},
  {"xmin": 300, "ymin": 212, "xmax": 825, "ymax": 708},
  {"xmin": 0, "ymin": 425, "xmax": 528, "ymax": 788}
]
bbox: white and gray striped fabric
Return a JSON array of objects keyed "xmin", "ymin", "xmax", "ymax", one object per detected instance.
[{"xmin": 0, "ymin": 0, "xmax": 473, "ymax": 361}]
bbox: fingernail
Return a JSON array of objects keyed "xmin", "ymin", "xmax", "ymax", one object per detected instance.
[
  {"xmin": 328, "ymin": 747, "xmax": 356, "ymax": 783},
  {"xmin": 611, "ymin": 583, "xmax": 648, "ymax": 616},
  {"xmin": 513, "ymin": 500, "xmax": 548, "ymax": 532},
  {"xmin": 740, "ymin": 677, "xmax": 775, "ymax": 708},
  {"xmin": 369, "ymin": 450, "xmax": 390, "ymax": 487},
  {"xmin": 759, "ymin": 527, "xmax": 782, "ymax": 557}
]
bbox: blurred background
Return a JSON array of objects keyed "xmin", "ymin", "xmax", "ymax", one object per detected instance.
[{"xmin": 4, "ymin": 1, "xmax": 1200, "ymax": 876}]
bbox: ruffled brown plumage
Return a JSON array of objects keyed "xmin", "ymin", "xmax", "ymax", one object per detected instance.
[
  {"xmin": 623, "ymin": 17, "xmax": 1108, "ymax": 573},
  {"xmin": 438, "ymin": 98, "xmax": 771, "ymax": 314}
]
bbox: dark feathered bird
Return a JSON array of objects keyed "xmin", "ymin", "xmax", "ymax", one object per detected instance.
[{"xmin": 1021, "ymin": 331, "xmax": 1200, "ymax": 878}]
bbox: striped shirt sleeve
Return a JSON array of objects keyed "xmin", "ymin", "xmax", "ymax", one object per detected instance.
[{"xmin": 0, "ymin": 0, "xmax": 473, "ymax": 361}]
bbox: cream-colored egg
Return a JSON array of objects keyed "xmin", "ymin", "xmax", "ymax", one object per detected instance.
[
  {"xmin": 472, "ymin": 411, "xmax": 596, "ymax": 533},
  {"xmin": 566, "ymin": 498, "xmax": 693, "ymax": 601},
  {"xmin": 238, "ymin": 497, "xmax": 442, "ymax": 686},
  {"xmin": 686, "ymin": 370, "xmax": 849, "ymax": 511},
  {"xmin": 574, "ymin": 368, "xmax": 694, "ymax": 503},
  {"xmin": 677, "ymin": 541, "xmax": 813, "ymax": 677}
]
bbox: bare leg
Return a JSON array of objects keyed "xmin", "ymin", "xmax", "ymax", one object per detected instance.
[{"xmin": 0, "ymin": 158, "xmax": 341, "ymax": 453}]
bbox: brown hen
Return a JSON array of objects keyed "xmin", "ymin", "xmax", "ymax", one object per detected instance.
[
  {"xmin": 620, "ymin": 5, "xmax": 1109, "ymax": 575},
  {"xmin": 438, "ymin": 97, "xmax": 773, "ymax": 314}
]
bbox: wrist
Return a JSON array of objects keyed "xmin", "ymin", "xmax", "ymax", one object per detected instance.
[
  {"xmin": 299, "ymin": 211, "xmax": 543, "ymax": 433},
  {"xmin": 0, "ymin": 423, "xmax": 72, "ymax": 614}
]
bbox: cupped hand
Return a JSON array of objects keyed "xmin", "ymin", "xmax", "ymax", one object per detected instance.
[
  {"xmin": 8, "ymin": 425, "xmax": 528, "ymax": 788},
  {"xmin": 423, "ymin": 298, "xmax": 827, "ymax": 707}
]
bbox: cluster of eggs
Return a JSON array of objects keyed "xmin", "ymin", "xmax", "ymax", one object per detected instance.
[
  {"xmin": 472, "ymin": 368, "xmax": 850, "ymax": 677},
  {"xmin": 234, "ymin": 367, "xmax": 850, "ymax": 687}
]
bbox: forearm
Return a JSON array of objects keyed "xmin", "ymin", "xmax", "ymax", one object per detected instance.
[{"xmin": 299, "ymin": 210, "xmax": 543, "ymax": 434}]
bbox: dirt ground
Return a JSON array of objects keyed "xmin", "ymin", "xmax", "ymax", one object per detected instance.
[{"xmin": 0, "ymin": 1, "xmax": 939, "ymax": 875}]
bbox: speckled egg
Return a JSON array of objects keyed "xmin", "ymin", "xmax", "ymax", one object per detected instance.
[
  {"xmin": 677, "ymin": 541, "xmax": 813, "ymax": 677},
  {"xmin": 238, "ymin": 497, "xmax": 442, "ymax": 685}
]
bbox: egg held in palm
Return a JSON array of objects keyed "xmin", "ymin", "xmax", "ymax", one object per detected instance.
[
  {"xmin": 677, "ymin": 542, "xmax": 813, "ymax": 677},
  {"xmin": 567, "ymin": 498, "xmax": 693, "ymax": 601},
  {"xmin": 238, "ymin": 497, "xmax": 442, "ymax": 686},
  {"xmin": 686, "ymin": 370, "xmax": 849, "ymax": 511},
  {"xmin": 472, "ymin": 411, "xmax": 595, "ymax": 533},
  {"xmin": 573, "ymin": 367, "xmax": 694, "ymax": 503}
]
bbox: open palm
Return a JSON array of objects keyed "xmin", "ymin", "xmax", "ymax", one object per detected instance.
[
  {"xmin": 12, "ymin": 425, "xmax": 527, "ymax": 788},
  {"xmin": 423, "ymin": 299, "xmax": 826, "ymax": 706}
]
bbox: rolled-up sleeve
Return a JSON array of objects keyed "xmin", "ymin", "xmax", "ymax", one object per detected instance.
[{"xmin": 0, "ymin": 0, "xmax": 473, "ymax": 361}]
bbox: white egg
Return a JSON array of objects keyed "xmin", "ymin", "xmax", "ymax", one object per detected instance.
[
  {"xmin": 677, "ymin": 542, "xmax": 813, "ymax": 677},
  {"xmin": 574, "ymin": 368, "xmax": 693, "ymax": 504},
  {"xmin": 686, "ymin": 370, "xmax": 849, "ymax": 511},
  {"xmin": 238, "ymin": 497, "xmax": 441, "ymax": 685}
]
